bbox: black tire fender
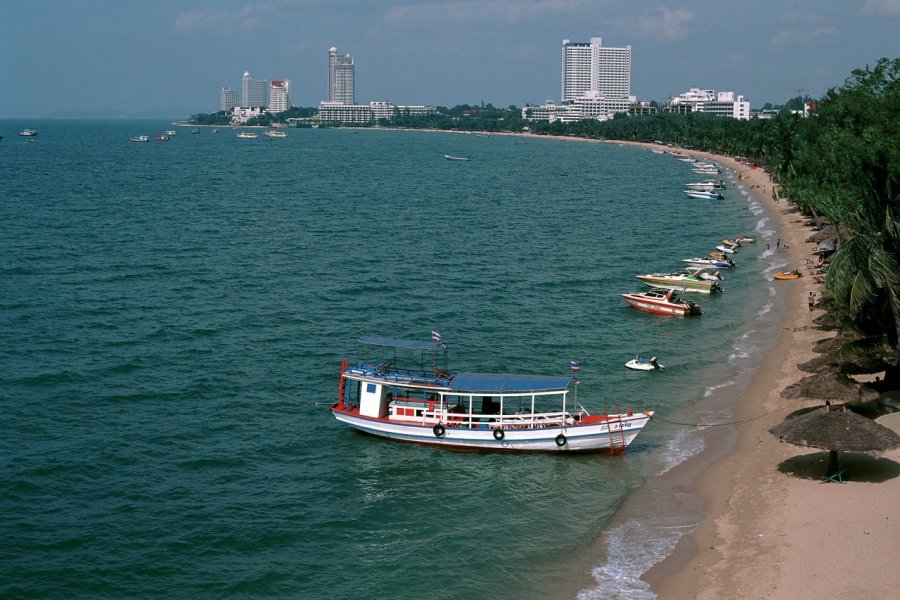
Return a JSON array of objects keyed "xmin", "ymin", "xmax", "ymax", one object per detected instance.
[
  {"xmin": 493, "ymin": 428, "xmax": 505, "ymax": 441},
  {"xmin": 433, "ymin": 423, "xmax": 445, "ymax": 438}
]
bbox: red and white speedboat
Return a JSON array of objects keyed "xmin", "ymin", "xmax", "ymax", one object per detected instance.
[
  {"xmin": 621, "ymin": 288, "xmax": 702, "ymax": 317},
  {"xmin": 331, "ymin": 336, "xmax": 654, "ymax": 453}
]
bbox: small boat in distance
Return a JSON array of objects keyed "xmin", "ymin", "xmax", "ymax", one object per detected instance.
[
  {"xmin": 154, "ymin": 135, "xmax": 170, "ymax": 142},
  {"xmin": 444, "ymin": 154, "xmax": 471, "ymax": 161},
  {"xmin": 237, "ymin": 131, "xmax": 258, "ymax": 139},
  {"xmin": 331, "ymin": 336, "xmax": 654, "ymax": 452},
  {"xmin": 265, "ymin": 129, "xmax": 287, "ymax": 138},
  {"xmin": 19, "ymin": 129, "xmax": 39, "ymax": 137},
  {"xmin": 625, "ymin": 355, "xmax": 664, "ymax": 371},
  {"xmin": 165, "ymin": 130, "xmax": 177, "ymax": 135},
  {"xmin": 191, "ymin": 128, "xmax": 201, "ymax": 134},
  {"xmin": 715, "ymin": 244, "xmax": 736, "ymax": 254},
  {"xmin": 621, "ymin": 288, "xmax": 702, "ymax": 317},
  {"xmin": 129, "ymin": 135, "xmax": 149, "ymax": 143}
]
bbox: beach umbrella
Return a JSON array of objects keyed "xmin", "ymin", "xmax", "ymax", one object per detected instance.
[
  {"xmin": 781, "ymin": 372, "xmax": 879, "ymax": 403},
  {"xmin": 770, "ymin": 403, "xmax": 900, "ymax": 477}
]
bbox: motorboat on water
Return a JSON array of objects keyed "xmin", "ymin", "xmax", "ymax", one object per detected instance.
[
  {"xmin": 684, "ymin": 190, "xmax": 724, "ymax": 200},
  {"xmin": 331, "ymin": 336, "xmax": 654, "ymax": 452},
  {"xmin": 265, "ymin": 129, "xmax": 287, "ymax": 138},
  {"xmin": 625, "ymin": 355, "xmax": 664, "ymax": 371},
  {"xmin": 682, "ymin": 257, "xmax": 734, "ymax": 269},
  {"xmin": 684, "ymin": 266, "xmax": 724, "ymax": 281},
  {"xmin": 734, "ymin": 236, "xmax": 755, "ymax": 244},
  {"xmin": 154, "ymin": 135, "xmax": 170, "ymax": 142},
  {"xmin": 129, "ymin": 135, "xmax": 149, "ymax": 142},
  {"xmin": 635, "ymin": 269, "xmax": 722, "ymax": 294},
  {"xmin": 19, "ymin": 129, "xmax": 38, "ymax": 137},
  {"xmin": 444, "ymin": 154, "xmax": 471, "ymax": 161},
  {"xmin": 715, "ymin": 244, "xmax": 736, "ymax": 254},
  {"xmin": 237, "ymin": 131, "xmax": 258, "ymax": 138},
  {"xmin": 685, "ymin": 179, "xmax": 726, "ymax": 190},
  {"xmin": 621, "ymin": 288, "xmax": 702, "ymax": 317},
  {"xmin": 165, "ymin": 130, "xmax": 177, "ymax": 135}
]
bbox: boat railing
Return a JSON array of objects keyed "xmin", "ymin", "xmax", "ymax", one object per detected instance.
[{"xmin": 428, "ymin": 408, "xmax": 576, "ymax": 430}]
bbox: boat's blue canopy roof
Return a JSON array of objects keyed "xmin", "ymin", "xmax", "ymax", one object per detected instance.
[
  {"xmin": 359, "ymin": 336, "xmax": 442, "ymax": 351},
  {"xmin": 449, "ymin": 373, "xmax": 571, "ymax": 394}
]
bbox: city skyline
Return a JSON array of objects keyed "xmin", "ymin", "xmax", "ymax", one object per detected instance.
[{"xmin": 2, "ymin": 1, "xmax": 899, "ymax": 118}]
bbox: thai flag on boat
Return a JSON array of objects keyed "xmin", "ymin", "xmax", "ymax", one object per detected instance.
[
  {"xmin": 570, "ymin": 359, "xmax": 581, "ymax": 371},
  {"xmin": 431, "ymin": 330, "xmax": 443, "ymax": 342}
]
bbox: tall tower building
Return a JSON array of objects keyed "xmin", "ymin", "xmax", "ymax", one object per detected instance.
[
  {"xmin": 328, "ymin": 47, "xmax": 355, "ymax": 105},
  {"xmin": 561, "ymin": 38, "xmax": 631, "ymax": 103},
  {"xmin": 220, "ymin": 86, "xmax": 238, "ymax": 111},
  {"xmin": 242, "ymin": 71, "xmax": 267, "ymax": 108},
  {"xmin": 269, "ymin": 80, "xmax": 290, "ymax": 113}
]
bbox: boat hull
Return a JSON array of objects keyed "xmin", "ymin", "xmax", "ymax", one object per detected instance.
[
  {"xmin": 636, "ymin": 275, "xmax": 718, "ymax": 294},
  {"xmin": 621, "ymin": 293, "xmax": 701, "ymax": 317},
  {"xmin": 332, "ymin": 409, "xmax": 653, "ymax": 452}
]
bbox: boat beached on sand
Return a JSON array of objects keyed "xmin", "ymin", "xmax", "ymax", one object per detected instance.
[
  {"xmin": 621, "ymin": 288, "xmax": 702, "ymax": 317},
  {"xmin": 331, "ymin": 336, "xmax": 653, "ymax": 452}
]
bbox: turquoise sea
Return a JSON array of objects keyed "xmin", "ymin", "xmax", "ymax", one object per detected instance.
[{"xmin": 1, "ymin": 121, "xmax": 788, "ymax": 599}]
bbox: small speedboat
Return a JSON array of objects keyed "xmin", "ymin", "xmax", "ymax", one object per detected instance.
[
  {"xmin": 444, "ymin": 154, "xmax": 471, "ymax": 161},
  {"xmin": 682, "ymin": 257, "xmax": 734, "ymax": 269},
  {"xmin": 773, "ymin": 270, "xmax": 802, "ymax": 280},
  {"xmin": 625, "ymin": 355, "xmax": 664, "ymax": 371},
  {"xmin": 734, "ymin": 236, "xmax": 755, "ymax": 244},
  {"xmin": 715, "ymin": 245, "xmax": 736, "ymax": 254},
  {"xmin": 154, "ymin": 135, "xmax": 170, "ymax": 142},
  {"xmin": 129, "ymin": 135, "xmax": 149, "ymax": 142},
  {"xmin": 165, "ymin": 130, "xmax": 177, "ymax": 135},
  {"xmin": 621, "ymin": 288, "xmax": 702, "ymax": 317},
  {"xmin": 684, "ymin": 190, "xmax": 723, "ymax": 200},
  {"xmin": 19, "ymin": 129, "xmax": 38, "ymax": 137}
]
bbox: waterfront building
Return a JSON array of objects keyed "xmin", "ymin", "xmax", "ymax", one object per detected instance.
[
  {"xmin": 269, "ymin": 79, "xmax": 291, "ymax": 113},
  {"xmin": 670, "ymin": 88, "xmax": 751, "ymax": 120},
  {"xmin": 231, "ymin": 106, "xmax": 263, "ymax": 123},
  {"xmin": 318, "ymin": 101, "xmax": 370, "ymax": 123},
  {"xmin": 318, "ymin": 101, "xmax": 435, "ymax": 124},
  {"xmin": 220, "ymin": 86, "xmax": 238, "ymax": 112},
  {"xmin": 242, "ymin": 71, "xmax": 267, "ymax": 108},
  {"xmin": 560, "ymin": 37, "xmax": 632, "ymax": 118},
  {"xmin": 328, "ymin": 47, "xmax": 355, "ymax": 104}
]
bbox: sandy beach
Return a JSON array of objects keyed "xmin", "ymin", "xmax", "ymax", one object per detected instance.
[{"xmin": 610, "ymin": 144, "xmax": 900, "ymax": 599}]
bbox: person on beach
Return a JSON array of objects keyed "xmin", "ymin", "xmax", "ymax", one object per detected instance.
[
  {"xmin": 777, "ymin": 238, "xmax": 781, "ymax": 249},
  {"xmin": 808, "ymin": 291, "xmax": 815, "ymax": 310}
]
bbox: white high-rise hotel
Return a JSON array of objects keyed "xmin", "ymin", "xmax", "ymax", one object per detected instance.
[
  {"xmin": 561, "ymin": 37, "xmax": 632, "ymax": 114},
  {"xmin": 328, "ymin": 47, "xmax": 355, "ymax": 105},
  {"xmin": 269, "ymin": 80, "xmax": 290, "ymax": 113}
]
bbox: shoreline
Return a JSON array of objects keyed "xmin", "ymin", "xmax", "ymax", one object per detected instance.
[{"xmin": 615, "ymin": 143, "xmax": 900, "ymax": 599}]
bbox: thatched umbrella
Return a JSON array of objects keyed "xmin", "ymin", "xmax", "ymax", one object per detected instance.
[
  {"xmin": 781, "ymin": 372, "xmax": 879, "ymax": 403},
  {"xmin": 770, "ymin": 403, "xmax": 900, "ymax": 478}
]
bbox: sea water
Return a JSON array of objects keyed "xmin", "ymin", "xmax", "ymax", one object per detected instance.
[{"xmin": 1, "ymin": 121, "xmax": 782, "ymax": 599}]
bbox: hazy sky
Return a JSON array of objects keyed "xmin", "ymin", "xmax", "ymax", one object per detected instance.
[{"xmin": 2, "ymin": 0, "xmax": 899, "ymax": 117}]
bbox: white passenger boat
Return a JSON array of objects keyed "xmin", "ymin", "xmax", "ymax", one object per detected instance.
[
  {"xmin": 331, "ymin": 336, "xmax": 653, "ymax": 453},
  {"xmin": 685, "ymin": 179, "xmax": 725, "ymax": 190},
  {"xmin": 237, "ymin": 131, "xmax": 258, "ymax": 138},
  {"xmin": 682, "ymin": 257, "xmax": 734, "ymax": 269},
  {"xmin": 265, "ymin": 129, "xmax": 287, "ymax": 138}
]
